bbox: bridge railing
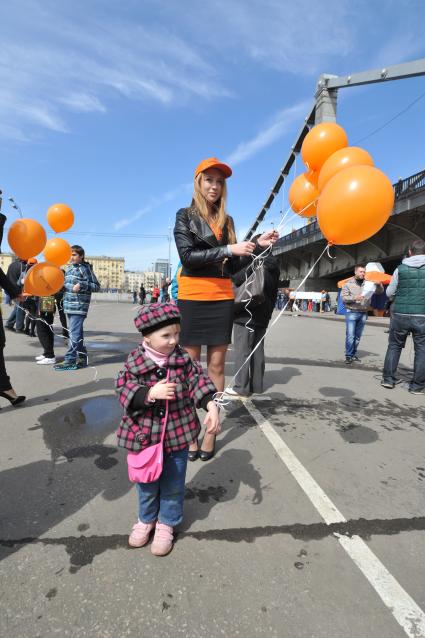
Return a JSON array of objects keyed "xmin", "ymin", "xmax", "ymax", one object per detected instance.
[
  {"xmin": 275, "ymin": 168, "xmax": 425, "ymax": 249},
  {"xmin": 394, "ymin": 168, "xmax": 425, "ymax": 199}
]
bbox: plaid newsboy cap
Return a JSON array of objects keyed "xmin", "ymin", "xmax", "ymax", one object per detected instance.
[{"xmin": 134, "ymin": 302, "xmax": 181, "ymax": 336}]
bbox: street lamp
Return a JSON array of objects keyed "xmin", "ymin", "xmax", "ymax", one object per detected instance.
[{"xmin": 8, "ymin": 197, "xmax": 23, "ymax": 218}]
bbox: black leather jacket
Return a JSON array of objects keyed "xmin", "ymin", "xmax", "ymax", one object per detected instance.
[{"xmin": 174, "ymin": 207, "xmax": 257, "ymax": 279}]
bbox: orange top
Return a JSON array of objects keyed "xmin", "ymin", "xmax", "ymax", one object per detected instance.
[{"xmin": 178, "ymin": 221, "xmax": 234, "ymax": 301}]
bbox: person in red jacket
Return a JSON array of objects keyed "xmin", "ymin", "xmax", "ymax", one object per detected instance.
[{"xmin": 151, "ymin": 286, "xmax": 160, "ymax": 302}]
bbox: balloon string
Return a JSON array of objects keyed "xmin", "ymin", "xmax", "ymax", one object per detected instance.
[
  {"xmin": 214, "ymin": 242, "xmax": 330, "ymax": 407},
  {"xmin": 14, "ymin": 303, "xmax": 99, "ymax": 382}
]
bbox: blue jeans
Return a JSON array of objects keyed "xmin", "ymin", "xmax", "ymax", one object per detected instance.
[
  {"xmin": 6, "ymin": 304, "xmax": 25, "ymax": 331},
  {"xmin": 345, "ymin": 311, "xmax": 367, "ymax": 358},
  {"xmin": 65, "ymin": 314, "xmax": 87, "ymax": 363},
  {"xmin": 136, "ymin": 448, "xmax": 188, "ymax": 527},
  {"xmin": 383, "ymin": 314, "xmax": 425, "ymax": 391}
]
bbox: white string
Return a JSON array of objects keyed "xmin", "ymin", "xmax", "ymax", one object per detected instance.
[
  {"xmin": 214, "ymin": 242, "xmax": 330, "ymax": 407},
  {"xmin": 14, "ymin": 302, "xmax": 99, "ymax": 381}
]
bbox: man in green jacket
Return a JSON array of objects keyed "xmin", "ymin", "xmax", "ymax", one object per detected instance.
[{"xmin": 381, "ymin": 240, "xmax": 425, "ymax": 393}]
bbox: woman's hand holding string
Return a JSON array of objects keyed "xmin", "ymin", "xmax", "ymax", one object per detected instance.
[
  {"xmin": 257, "ymin": 230, "xmax": 279, "ymax": 248},
  {"xmin": 229, "ymin": 241, "xmax": 256, "ymax": 257}
]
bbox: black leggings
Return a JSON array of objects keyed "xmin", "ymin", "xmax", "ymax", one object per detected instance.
[
  {"xmin": 37, "ymin": 312, "xmax": 55, "ymax": 358},
  {"xmin": 0, "ymin": 314, "xmax": 12, "ymax": 391}
]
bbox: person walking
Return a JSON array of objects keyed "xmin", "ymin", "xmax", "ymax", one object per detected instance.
[
  {"xmin": 0, "ymin": 212, "xmax": 26, "ymax": 406},
  {"xmin": 226, "ymin": 248, "xmax": 279, "ymax": 398},
  {"xmin": 54, "ymin": 245, "xmax": 100, "ymax": 371},
  {"xmin": 174, "ymin": 157, "xmax": 278, "ymax": 460},
  {"xmin": 341, "ymin": 264, "xmax": 383, "ymax": 364},
  {"xmin": 152, "ymin": 285, "xmax": 160, "ymax": 302},
  {"xmin": 381, "ymin": 240, "xmax": 425, "ymax": 393},
  {"xmin": 139, "ymin": 284, "xmax": 146, "ymax": 305},
  {"xmin": 115, "ymin": 303, "xmax": 220, "ymax": 556}
]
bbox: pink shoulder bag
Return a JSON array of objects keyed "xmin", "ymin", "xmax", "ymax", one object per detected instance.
[{"xmin": 126, "ymin": 371, "xmax": 170, "ymax": 484}]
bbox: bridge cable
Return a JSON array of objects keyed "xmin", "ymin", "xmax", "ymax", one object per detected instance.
[{"xmin": 354, "ymin": 87, "xmax": 425, "ymax": 145}]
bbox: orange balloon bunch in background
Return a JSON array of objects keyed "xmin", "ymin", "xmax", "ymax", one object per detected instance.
[
  {"xmin": 289, "ymin": 122, "xmax": 394, "ymax": 245},
  {"xmin": 8, "ymin": 203, "xmax": 75, "ymax": 296}
]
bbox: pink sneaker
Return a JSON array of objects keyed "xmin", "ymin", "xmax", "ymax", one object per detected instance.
[
  {"xmin": 128, "ymin": 520, "xmax": 155, "ymax": 548},
  {"xmin": 151, "ymin": 522, "xmax": 174, "ymax": 556}
]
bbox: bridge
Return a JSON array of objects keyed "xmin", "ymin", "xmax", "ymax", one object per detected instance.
[
  {"xmin": 242, "ymin": 58, "xmax": 425, "ymax": 290},
  {"xmin": 272, "ymin": 168, "xmax": 425, "ymax": 290}
]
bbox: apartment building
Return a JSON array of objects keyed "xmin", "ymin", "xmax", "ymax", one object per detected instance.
[{"xmin": 86, "ymin": 255, "xmax": 125, "ymax": 291}]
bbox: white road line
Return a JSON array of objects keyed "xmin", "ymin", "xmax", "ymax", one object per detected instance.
[{"xmin": 245, "ymin": 399, "xmax": 425, "ymax": 638}]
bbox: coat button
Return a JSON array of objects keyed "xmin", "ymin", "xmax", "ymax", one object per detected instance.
[{"xmin": 158, "ymin": 409, "xmax": 165, "ymax": 418}]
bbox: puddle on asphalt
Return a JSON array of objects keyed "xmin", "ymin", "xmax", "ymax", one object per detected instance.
[
  {"xmin": 337, "ymin": 424, "xmax": 379, "ymax": 444},
  {"xmin": 59, "ymin": 396, "xmax": 122, "ymax": 432}
]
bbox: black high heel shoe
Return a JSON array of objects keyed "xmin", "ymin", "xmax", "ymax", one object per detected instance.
[
  {"xmin": 0, "ymin": 391, "xmax": 26, "ymax": 407},
  {"xmin": 188, "ymin": 441, "xmax": 199, "ymax": 462},
  {"xmin": 199, "ymin": 436, "xmax": 216, "ymax": 462}
]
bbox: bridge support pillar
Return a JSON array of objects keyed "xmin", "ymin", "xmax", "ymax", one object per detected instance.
[{"xmin": 315, "ymin": 82, "xmax": 338, "ymax": 124}]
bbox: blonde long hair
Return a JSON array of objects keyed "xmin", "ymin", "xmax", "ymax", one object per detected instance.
[{"xmin": 190, "ymin": 173, "xmax": 236, "ymax": 243}]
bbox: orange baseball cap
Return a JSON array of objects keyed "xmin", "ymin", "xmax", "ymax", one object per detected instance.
[{"xmin": 195, "ymin": 157, "xmax": 232, "ymax": 179}]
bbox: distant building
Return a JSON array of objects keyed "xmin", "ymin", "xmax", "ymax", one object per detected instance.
[
  {"xmin": 142, "ymin": 271, "xmax": 163, "ymax": 291},
  {"xmin": 87, "ymin": 255, "xmax": 125, "ymax": 291},
  {"xmin": 0, "ymin": 252, "xmax": 13, "ymax": 272},
  {"xmin": 124, "ymin": 271, "xmax": 145, "ymax": 292},
  {"xmin": 154, "ymin": 258, "xmax": 170, "ymax": 279},
  {"xmin": 0, "ymin": 251, "xmax": 125, "ymax": 291}
]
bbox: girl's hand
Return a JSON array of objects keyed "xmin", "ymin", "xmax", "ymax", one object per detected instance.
[
  {"xmin": 72, "ymin": 283, "xmax": 81, "ymax": 293},
  {"xmin": 149, "ymin": 379, "xmax": 177, "ymax": 401},
  {"xmin": 203, "ymin": 401, "xmax": 221, "ymax": 434},
  {"xmin": 257, "ymin": 230, "xmax": 279, "ymax": 247},
  {"xmin": 230, "ymin": 241, "xmax": 256, "ymax": 257}
]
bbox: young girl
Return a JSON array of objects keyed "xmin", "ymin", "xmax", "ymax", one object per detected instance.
[{"xmin": 115, "ymin": 302, "xmax": 220, "ymax": 556}]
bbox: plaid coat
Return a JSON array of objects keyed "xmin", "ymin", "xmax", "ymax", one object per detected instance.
[{"xmin": 115, "ymin": 345, "xmax": 217, "ymax": 453}]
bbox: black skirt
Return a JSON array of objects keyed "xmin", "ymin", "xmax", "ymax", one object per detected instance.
[{"xmin": 178, "ymin": 299, "xmax": 234, "ymax": 346}]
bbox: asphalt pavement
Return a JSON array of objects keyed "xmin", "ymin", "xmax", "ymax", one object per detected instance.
[{"xmin": 1, "ymin": 302, "xmax": 424, "ymax": 638}]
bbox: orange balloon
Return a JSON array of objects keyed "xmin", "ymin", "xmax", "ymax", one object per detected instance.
[
  {"xmin": 305, "ymin": 170, "xmax": 319, "ymax": 188},
  {"xmin": 24, "ymin": 262, "xmax": 65, "ymax": 296},
  {"xmin": 8, "ymin": 218, "xmax": 47, "ymax": 260},
  {"xmin": 317, "ymin": 165, "xmax": 394, "ymax": 245},
  {"xmin": 318, "ymin": 146, "xmax": 374, "ymax": 191},
  {"xmin": 301, "ymin": 122, "xmax": 348, "ymax": 172},
  {"xmin": 47, "ymin": 203, "xmax": 74, "ymax": 233},
  {"xmin": 43, "ymin": 237, "xmax": 72, "ymax": 266},
  {"xmin": 288, "ymin": 173, "xmax": 319, "ymax": 217}
]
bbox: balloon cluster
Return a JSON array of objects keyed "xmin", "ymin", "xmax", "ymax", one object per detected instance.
[
  {"xmin": 7, "ymin": 204, "xmax": 75, "ymax": 296},
  {"xmin": 288, "ymin": 122, "xmax": 394, "ymax": 245}
]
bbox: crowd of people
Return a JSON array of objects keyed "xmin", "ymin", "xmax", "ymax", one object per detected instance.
[
  {"xmin": 1, "ymin": 157, "xmax": 424, "ymax": 559},
  {"xmin": 0, "ymin": 223, "xmax": 100, "ymax": 403}
]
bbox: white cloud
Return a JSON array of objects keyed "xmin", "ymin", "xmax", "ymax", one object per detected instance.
[
  {"xmin": 161, "ymin": 0, "xmax": 354, "ymax": 75},
  {"xmin": 59, "ymin": 93, "xmax": 107, "ymax": 113},
  {"xmin": 114, "ymin": 183, "xmax": 192, "ymax": 230},
  {"xmin": 226, "ymin": 100, "xmax": 312, "ymax": 165},
  {"xmin": 0, "ymin": 1, "xmax": 229, "ymax": 141}
]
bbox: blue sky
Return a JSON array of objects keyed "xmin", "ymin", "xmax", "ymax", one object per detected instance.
[{"xmin": 0, "ymin": 0, "xmax": 424, "ymax": 271}]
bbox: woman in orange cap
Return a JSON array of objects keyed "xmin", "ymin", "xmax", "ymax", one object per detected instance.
[{"xmin": 174, "ymin": 157, "xmax": 278, "ymax": 460}]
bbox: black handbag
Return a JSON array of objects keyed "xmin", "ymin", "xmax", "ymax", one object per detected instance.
[{"xmin": 234, "ymin": 263, "xmax": 265, "ymax": 312}]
